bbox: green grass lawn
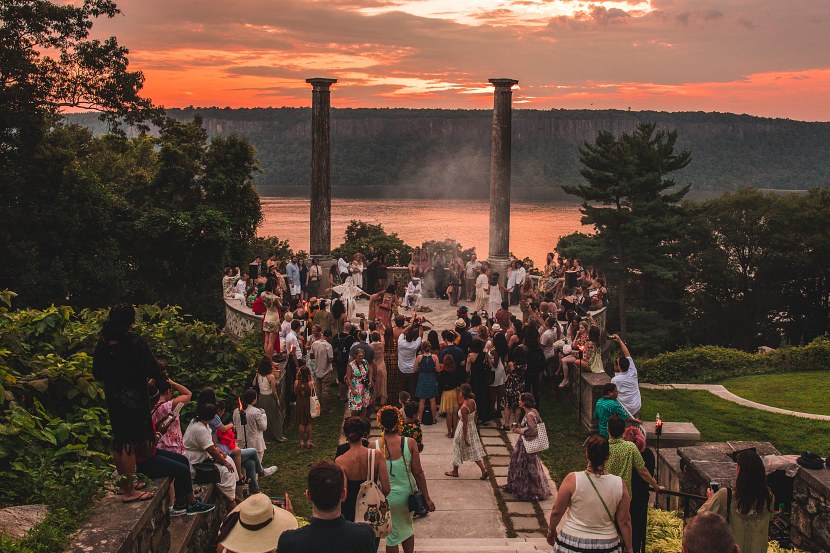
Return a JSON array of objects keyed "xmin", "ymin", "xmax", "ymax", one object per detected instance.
[
  {"xmin": 720, "ymin": 371, "xmax": 830, "ymax": 416},
  {"xmin": 640, "ymin": 389, "xmax": 830, "ymax": 454},
  {"xmin": 258, "ymin": 386, "xmax": 344, "ymax": 519},
  {"xmin": 538, "ymin": 387, "xmax": 589, "ymax": 484}
]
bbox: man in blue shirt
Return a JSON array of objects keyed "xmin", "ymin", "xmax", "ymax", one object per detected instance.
[
  {"xmin": 593, "ymin": 383, "xmax": 643, "ymax": 438},
  {"xmin": 277, "ymin": 461, "xmax": 375, "ymax": 553},
  {"xmin": 285, "ymin": 256, "xmax": 301, "ymax": 300}
]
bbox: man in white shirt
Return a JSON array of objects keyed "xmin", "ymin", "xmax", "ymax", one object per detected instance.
[
  {"xmin": 464, "ymin": 254, "xmax": 481, "ymax": 301},
  {"xmin": 396, "ymin": 316, "xmax": 423, "ymax": 396},
  {"xmin": 310, "ymin": 330, "xmax": 334, "ymax": 396},
  {"xmin": 513, "ymin": 261, "xmax": 527, "ymax": 305},
  {"xmin": 404, "ymin": 277, "xmax": 422, "ymax": 309},
  {"xmin": 234, "ymin": 272, "xmax": 249, "ymax": 306},
  {"xmin": 284, "ymin": 320, "xmax": 303, "ymax": 360},
  {"xmin": 337, "ymin": 255, "xmax": 350, "ymax": 282},
  {"xmin": 308, "ymin": 258, "xmax": 322, "ymax": 298},
  {"xmin": 610, "ymin": 334, "xmax": 641, "ymax": 416},
  {"xmin": 539, "ymin": 316, "xmax": 562, "ymax": 379}
]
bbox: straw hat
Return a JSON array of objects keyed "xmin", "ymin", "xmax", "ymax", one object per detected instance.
[
  {"xmin": 309, "ymin": 297, "xmax": 319, "ymax": 305},
  {"xmin": 455, "ymin": 318, "xmax": 467, "ymax": 329},
  {"xmin": 491, "ymin": 323, "xmax": 503, "ymax": 333},
  {"xmin": 219, "ymin": 493, "xmax": 298, "ymax": 553}
]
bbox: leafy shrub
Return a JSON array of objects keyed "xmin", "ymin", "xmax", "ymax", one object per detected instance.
[
  {"xmin": 639, "ymin": 337, "xmax": 830, "ymax": 384},
  {"xmin": 0, "ymin": 294, "xmax": 260, "ymax": 512}
]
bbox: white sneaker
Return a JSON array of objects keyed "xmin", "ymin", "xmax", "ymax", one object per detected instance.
[{"xmin": 261, "ymin": 466, "xmax": 278, "ymax": 478}]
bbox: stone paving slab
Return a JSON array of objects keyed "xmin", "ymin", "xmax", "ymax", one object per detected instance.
[
  {"xmin": 413, "ymin": 509, "xmax": 505, "ymax": 539},
  {"xmin": 506, "ymin": 502, "xmax": 537, "ymax": 515},
  {"xmin": 511, "ymin": 516, "xmax": 542, "ymax": 531}
]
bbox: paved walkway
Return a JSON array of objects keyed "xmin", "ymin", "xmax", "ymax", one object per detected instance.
[
  {"xmin": 641, "ymin": 383, "xmax": 830, "ymax": 421},
  {"xmin": 366, "ymin": 415, "xmax": 557, "ymax": 551}
]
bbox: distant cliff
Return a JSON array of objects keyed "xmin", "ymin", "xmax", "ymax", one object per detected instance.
[{"xmin": 66, "ymin": 108, "xmax": 830, "ymax": 198}]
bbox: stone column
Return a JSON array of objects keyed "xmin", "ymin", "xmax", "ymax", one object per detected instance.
[
  {"xmin": 307, "ymin": 78, "xmax": 337, "ymax": 268},
  {"xmin": 487, "ymin": 78, "xmax": 518, "ymax": 284}
]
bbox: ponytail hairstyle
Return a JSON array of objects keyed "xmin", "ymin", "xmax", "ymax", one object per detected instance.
[
  {"xmin": 460, "ymin": 383, "xmax": 474, "ymax": 399},
  {"xmin": 585, "ymin": 435, "xmax": 609, "ymax": 474},
  {"xmin": 241, "ymin": 388, "xmax": 258, "ymax": 409},
  {"xmin": 343, "ymin": 416, "xmax": 370, "ymax": 443}
]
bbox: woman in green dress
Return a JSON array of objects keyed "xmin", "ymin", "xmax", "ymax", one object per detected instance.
[{"xmin": 375, "ymin": 406, "xmax": 435, "ymax": 553}]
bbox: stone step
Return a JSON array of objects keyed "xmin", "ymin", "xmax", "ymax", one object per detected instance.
[{"xmin": 412, "ymin": 538, "xmax": 551, "ymax": 552}]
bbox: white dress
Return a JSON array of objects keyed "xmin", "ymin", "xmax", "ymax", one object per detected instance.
[
  {"xmin": 489, "ymin": 286, "xmax": 503, "ymax": 319},
  {"xmin": 351, "ymin": 261, "xmax": 364, "ymax": 288},
  {"xmin": 330, "ymin": 277, "xmax": 365, "ymax": 321},
  {"xmin": 451, "ymin": 409, "xmax": 486, "ymax": 466}
]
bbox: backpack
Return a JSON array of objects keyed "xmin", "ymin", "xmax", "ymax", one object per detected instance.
[
  {"xmin": 333, "ymin": 334, "xmax": 351, "ymax": 367},
  {"xmin": 354, "ymin": 448, "xmax": 392, "ymax": 538}
]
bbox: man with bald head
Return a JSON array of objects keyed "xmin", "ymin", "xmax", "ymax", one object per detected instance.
[{"xmin": 682, "ymin": 512, "xmax": 739, "ymax": 553}]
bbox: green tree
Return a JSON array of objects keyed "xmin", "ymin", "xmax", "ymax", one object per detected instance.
[
  {"xmin": 332, "ymin": 220, "xmax": 413, "ymax": 266},
  {"xmin": 682, "ymin": 188, "xmax": 830, "ymax": 348},
  {"xmin": 562, "ymin": 122, "xmax": 691, "ymax": 339},
  {"xmin": 0, "ymin": 0, "xmax": 161, "ymax": 151}
]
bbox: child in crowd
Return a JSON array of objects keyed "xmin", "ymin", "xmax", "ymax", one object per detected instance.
[
  {"xmin": 398, "ymin": 391, "xmax": 411, "ymax": 412},
  {"xmin": 401, "ymin": 401, "xmax": 424, "ymax": 452},
  {"xmin": 151, "ymin": 378, "xmax": 191, "ymax": 454},
  {"xmin": 215, "ymin": 403, "xmax": 245, "ymax": 480},
  {"xmin": 294, "ymin": 365, "xmax": 316, "ymax": 448}
]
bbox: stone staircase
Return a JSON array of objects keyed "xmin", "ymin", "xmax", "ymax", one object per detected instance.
[{"xmin": 413, "ymin": 537, "xmax": 551, "ymax": 552}]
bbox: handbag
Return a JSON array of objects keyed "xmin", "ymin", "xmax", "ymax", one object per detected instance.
[
  {"xmin": 354, "ymin": 448, "xmax": 392, "ymax": 538},
  {"xmin": 309, "ymin": 385, "xmax": 321, "ymax": 419},
  {"xmin": 192, "ymin": 460, "xmax": 221, "ymax": 484},
  {"xmin": 584, "ymin": 471, "xmax": 623, "ymax": 541},
  {"xmin": 401, "ymin": 437, "xmax": 429, "ymax": 516},
  {"xmin": 522, "ymin": 413, "xmax": 549, "ymax": 454}
]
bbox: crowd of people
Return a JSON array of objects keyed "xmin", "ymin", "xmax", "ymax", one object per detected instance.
[{"xmin": 88, "ymin": 242, "xmax": 775, "ymax": 553}]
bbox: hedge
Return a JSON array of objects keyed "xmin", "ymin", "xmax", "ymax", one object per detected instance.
[{"xmin": 639, "ymin": 337, "xmax": 830, "ymax": 384}]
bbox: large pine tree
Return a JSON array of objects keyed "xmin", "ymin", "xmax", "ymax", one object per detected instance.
[{"xmin": 561, "ymin": 122, "xmax": 691, "ymax": 339}]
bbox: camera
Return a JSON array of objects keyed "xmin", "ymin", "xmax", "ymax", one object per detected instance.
[{"xmin": 710, "ymin": 481, "xmax": 720, "ymax": 493}]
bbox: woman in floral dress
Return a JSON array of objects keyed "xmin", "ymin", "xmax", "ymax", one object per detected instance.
[
  {"xmin": 502, "ymin": 393, "xmax": 551, "ymax": 501},
  {"xmin": 348, "ymin": 347, "xmax": 372, "ymax": 417},
  {"xmin": 445, "ymin": 383, "xmax": 487, "ymax": 479}
]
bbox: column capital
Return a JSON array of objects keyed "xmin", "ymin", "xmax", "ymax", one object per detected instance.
[
  {"xmin": 306, "ymin": 77, "xmax": 338, "ymax": 90},
  {"xmin": 489, "ymin": 78, "xmax": 519, "ymax": 89}
]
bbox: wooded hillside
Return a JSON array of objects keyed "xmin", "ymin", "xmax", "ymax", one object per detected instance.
[{"xmin": 66, "ymin": 108, "xmax": 830, "ymax": 197}]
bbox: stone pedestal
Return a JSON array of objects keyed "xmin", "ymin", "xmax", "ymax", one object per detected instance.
[
  {"xmin": 792, "ymin": 467, "xmax": 830, "ymax": 552},
  {"xmin": 307, "ymin": 78, "xmax": 337, "ymax": 262},
  {"xmin": 487, "ymin": 78, "xmax": 518, "ymax": 284}
]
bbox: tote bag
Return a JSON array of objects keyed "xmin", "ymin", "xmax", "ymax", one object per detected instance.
[
  {"xmin": 523, "ymin": 414, "xmax": 549, "ymax": 454},
  {"xmin": 309, "ymin": 385, "xmax": 321, "ymax": 419},
  {"xmin": 354, "ymin": 449, "xmax": 392, "ymax": 538}
]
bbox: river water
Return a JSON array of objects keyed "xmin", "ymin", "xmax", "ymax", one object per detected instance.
[{"xmin": 260, "ymin": 197, "xmax": 588, "ymax": 266}]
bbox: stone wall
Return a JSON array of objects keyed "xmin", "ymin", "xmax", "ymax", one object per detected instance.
[
  {"xmin": 69, "ymin": 480, "xmax": 229, "ymax": 553},
  {"xmin": 223, "ymin": 298, "xmax": 263, "ymax": 339},
  {"xmin": 69, "ymin": 478, "xmax": 172, "ymax": 553},
  {"xmin": 791, "ymin": 467, "xmax": 830, "ymax": 553}
]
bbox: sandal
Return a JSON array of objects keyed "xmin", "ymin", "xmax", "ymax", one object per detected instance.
[
  {"xmin": 122, "ymin": 491, "xmax": 154, "ymax": 504},
  {"xmin": 306, "ymin": 442, "xmax": 315, "ymax": 448},
  {"xmin": 444, "ymin": 471, "xmax": 459, "ymax": 478}
]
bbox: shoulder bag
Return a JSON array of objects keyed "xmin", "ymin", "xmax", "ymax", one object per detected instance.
[
  {"xmin": 354, "ymin": 448, "xmax": 392, "ymax": 538},
  {"xmin": 523, "ymin": 413, "xmax": 549, "ymax": 454},
  {"xmin": 193, "ymin": 460, "xmax": 221, "ymax": 484},
  {"xmin": 401, "ymin": 437, "xmax": 429, "ymax": 516}
]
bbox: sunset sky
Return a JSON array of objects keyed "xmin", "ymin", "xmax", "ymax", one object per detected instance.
[{"xmin": 90, "ymin": 0, "xmax": 830, "ymax": 121}]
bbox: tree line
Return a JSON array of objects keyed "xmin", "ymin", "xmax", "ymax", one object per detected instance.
[{"xmin": 558, "ymin": 124, "xmax": 830, "ymax": 354}]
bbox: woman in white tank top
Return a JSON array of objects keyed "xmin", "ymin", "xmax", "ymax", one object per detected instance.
[{"xmin": 545, "ymin": 435, "xmax": 633, "ymax": 553}]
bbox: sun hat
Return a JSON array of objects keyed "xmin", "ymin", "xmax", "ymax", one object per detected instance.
[
  {"xmin": 309, "ymin": 297, "xmax": 319, "ymax": 305},
  {"xmin": 218, "ymin": 493, "xmax": 298, "ymax": 553},
  {"xmin": 491, "ymin": 323, "xmax": 503, "ymax": 333},
  {"xmin": 455, "ymin": 318, "xmax": 467, "ymax": 329}
]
